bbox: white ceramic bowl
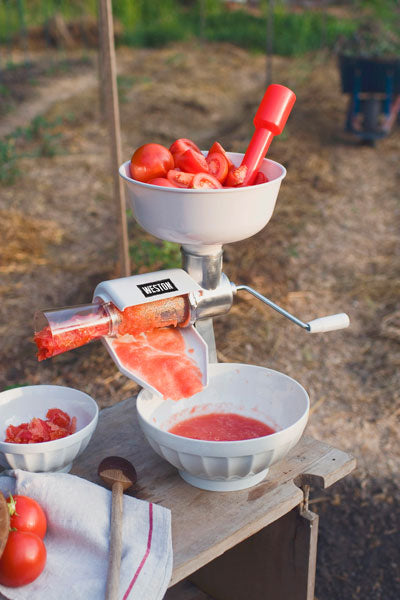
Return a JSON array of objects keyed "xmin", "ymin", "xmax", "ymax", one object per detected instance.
[
  {"xmin": 119, "ymin": 153, "xmax": 286, "ymax": 249},
  {"xmin": 137, "ymin": 363, "xmax": 309, "ymax": 491},
  {"xmin": 0, "ymin": 385, "xmax": 99, "ymax": 473}
]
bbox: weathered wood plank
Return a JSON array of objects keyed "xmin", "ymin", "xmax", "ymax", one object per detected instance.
[
  {"xmin": 72, "ymin": 396, "xmax": 355, "ymax": 586},
  {"xmin": 190, "ymin": 507, "xmax": 319, "ymax": 600},
  {"xmin": 165, "ymin": 580, "xmax": 214, "ymax": 600}
]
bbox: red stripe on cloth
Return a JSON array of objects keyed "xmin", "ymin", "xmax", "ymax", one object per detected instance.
[{"xmin": 123, "ymin": 502, "xmax": 154, "ymax": 599}]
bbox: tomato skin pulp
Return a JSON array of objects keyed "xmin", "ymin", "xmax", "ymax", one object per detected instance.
[
  {"xmin": 9, "ymin": 495, "xmax": 47, "ymax": 539},
  {"xmin": 130, "ymin": 143, "xmax": 174, "ymax": 183},
  {"xmin": 0, "ymin": 531, "xmax": 46, "ymax": 587},
  {"xmin": 169, "ymin": 413, "xmax": 275, "ymax": 441}
]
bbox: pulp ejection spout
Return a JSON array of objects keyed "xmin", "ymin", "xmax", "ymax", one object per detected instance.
[{"xmin": 34, "ymin": 296, "xmax": 191, "ymax": 361}]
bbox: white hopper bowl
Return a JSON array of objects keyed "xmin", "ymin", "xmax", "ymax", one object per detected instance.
[
  {"xmin": 137, "ymin": 363, "xmax": 309, "ymax": 491},
  {"xmin": 119, "ymin": 153, "xmax": 286, "ymax": 250}
]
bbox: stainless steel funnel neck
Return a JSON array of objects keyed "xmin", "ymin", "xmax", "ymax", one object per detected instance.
[
  {"xmin": 181, "ymin": 245, "xmax": 232, "ymax": 363},
  {"xmin": 181, "ymin": 246, "xmax": 223, "ymax": 290}
]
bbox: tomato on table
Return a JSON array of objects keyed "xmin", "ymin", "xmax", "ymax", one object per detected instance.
[
  {"xmin": 8, "ymin": 495, "xmax": 47, "ymax": 539},
  {"xmin": 191, "ymin": 173, "xmax": 223, "ymax": 189},
  {"xmin": 169, "ymin": 138, "xmax": 201, "ymax": 156},
  {"xmin": 130, "ymin": 143, "xmax": 174, "ymax": 183},
  {"xmin": 174, "ymin": 148, "xmax": 208, "ymax": 174},
  {"xmin": 0, "ymin": 530, "xmax": 46, "ymax": 587},
  {"xmin": 167, "ymin": 169, "xmax": 195, "ymax": 188},
  {"xmin": 147, "ymin": 177, "xmax": 176, "ymax": 187},
  {"xmin": 206, "ymin": 152, "xmax": 229, "ymax": 183}
]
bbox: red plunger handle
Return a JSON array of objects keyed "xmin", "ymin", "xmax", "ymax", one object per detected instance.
[{"xmin": 240, "ymin": 84, "xmax": 296, "ymax": 186}]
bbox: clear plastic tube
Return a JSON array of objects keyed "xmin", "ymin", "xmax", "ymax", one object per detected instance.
[
  {"xmin": 34, "ymin": 301, "xmax": 121, "ymax": 361},
  {"xmin": 34, "ymin": 296, "xmax": 191, "ymax": 361}
]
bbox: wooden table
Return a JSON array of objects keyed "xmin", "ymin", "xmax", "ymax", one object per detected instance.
[{"xmin": 72, "ymin": 397, "xmax": 355, "ymax": 600}]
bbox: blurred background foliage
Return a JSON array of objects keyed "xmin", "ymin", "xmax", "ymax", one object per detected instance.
[{"xmin": 0, "ymin": 1, "xmax": 398, "ymax": 59}]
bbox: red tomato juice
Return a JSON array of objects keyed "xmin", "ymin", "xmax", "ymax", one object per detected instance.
[{"xmin": 168, "ymin": 413, "xmax": 275, "ymax": 441}]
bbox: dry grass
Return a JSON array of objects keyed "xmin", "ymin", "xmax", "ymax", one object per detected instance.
[{"xmin": 0, "ymin": 210, "xmax": 63, "ymax": 272}]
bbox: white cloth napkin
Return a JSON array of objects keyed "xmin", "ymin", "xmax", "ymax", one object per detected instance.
[{"xmin": 0, "ymin": 470, "xmax": 172, "ymax": 600}]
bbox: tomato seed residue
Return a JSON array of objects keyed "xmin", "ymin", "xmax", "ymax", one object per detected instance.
[
  {"xmin": 168, "ymin": 413, "xmax": 275, "ymax": 441},
  {"xmin": 111, "ymin": 328, "xmax": 203, "ymax": 401},
  {"xmin": 118, "ymin": 295, "xmax": 190, "ymax": 336}
]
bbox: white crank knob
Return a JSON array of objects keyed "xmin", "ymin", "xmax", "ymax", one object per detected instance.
[{"xmin": 307, "ymin": 313, "xmax": 350, "ymax": 333}]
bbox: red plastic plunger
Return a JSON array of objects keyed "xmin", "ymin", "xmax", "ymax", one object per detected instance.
[
  {"xmin": 240, "ymin": 84, "xmax": 296, "ymax": 187},
  {"xmin": 34, "ymin": 296, "xmax": 191, "ymax": 361}
]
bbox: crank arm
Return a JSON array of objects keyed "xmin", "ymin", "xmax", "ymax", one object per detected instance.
[{"xmin": 232, "ymin": 284, "xmax": 350, "ymax": 333}]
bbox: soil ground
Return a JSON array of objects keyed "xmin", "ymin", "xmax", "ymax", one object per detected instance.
[{"xmin": 0, "ymin": 42, "xmax": 399, "ymax": 599}]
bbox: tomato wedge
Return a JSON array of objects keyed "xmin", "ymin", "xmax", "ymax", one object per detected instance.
[
  {"xmin": 206, "ymin": 152, "xmax": 229, "ymax": 183},
  {"xmin": 207, "ymin": 141, "xmax": 234, "ymax": 169},
  {"xmin": 192, "ymin": 173, "xmax": 223, "ymax": 189},
  {"xmin": 148, "ymin": 177, "xmax": 176, "ymax": 187},
  {"xmin": 169, "ymin": 138, "xmax": 201, "ymax": 156},
  {"xmin": 174, "ymin": 148, "xmax": 208, "ymax": 174},
  {"xmin": 225, "ymin": 165, "xmax": 248, "ymax": 187},
  {"xmin": 253, "ymin": 171, "xmax": 269, "ymax": 185},
  {"xmin": 167, "ymin": 170, "xmax": 195, "ymax": 188}
]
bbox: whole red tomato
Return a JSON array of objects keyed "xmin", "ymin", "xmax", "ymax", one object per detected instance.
[
  {"xmin": 130, "ymin": 143, "xmax": 174, "ymax": 183},
  {"xmin": 0, "ymin": 530, "xmax": 46, "ymax": 587},
  {"xmin": 9, "ymin": 495, "xmax": 47, "ymax": 539}
]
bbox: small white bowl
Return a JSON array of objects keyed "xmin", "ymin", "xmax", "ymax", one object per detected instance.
[
  {"xmin": 0, "ymin": 385, "xmax": 99, "ymax": 473},
  {"xmin": 137, "ymin": 363, "xmax": 309, "ymax": 491}
]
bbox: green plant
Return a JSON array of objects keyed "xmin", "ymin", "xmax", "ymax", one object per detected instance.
[
  {"xmin": 0, "ymin": 115, "xmax": 66, "ymax": 185},
  {"xmin": 129, "ymin": 239, "xmax": 181, "ymax": 271},
  {"xmin": 0, "ymin": 139, "xmax": 19, "ymax": 184}
]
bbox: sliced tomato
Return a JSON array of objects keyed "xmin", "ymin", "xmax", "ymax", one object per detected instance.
[
  {"xmin": 225, "ymin": 165, "xmax": 248, "ymax": 187},
  {"xmin": 206, "ymin": 152, "xmax": 229, "ymax": 183},
  {"xmin": 174, "ymin": 148, "xmax": 208, "ymax": 174},
  {"xmin": 191, "ymin": 173, "xmax": 223, "ymax": 189},
  {"xmin": 169, "ymin": 138, "xmax": 201, "ymax": 156},
  {"xmin": 147, "ymin": 177, "xmax": 176, "ymax": 187},
  {"xmin": 253, "ymin": 171, "xmax": 269, "ymax": 185},
  {"xmin": 207, "ymin": 141, "xmax": 234, "ymax": 169},
  {"xmin": 167, "ymin": 169, "xmax": 195, "ymax": 188}
]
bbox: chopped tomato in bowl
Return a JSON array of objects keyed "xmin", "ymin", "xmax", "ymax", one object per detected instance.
[
  {"xmin": 126, "ymin": 139, "xmax": 275, "ymax": 189},
  {"xmin": 0, "ymin": 385, "xmax": 99, "ymax": 473}
]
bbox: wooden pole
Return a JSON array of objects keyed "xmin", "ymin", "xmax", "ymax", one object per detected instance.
[
  {"xmin": 266, "ymin": 0, "xmax": 274, "ymax": 87},
  {"xmin": 98, "ymin": 0, "xmax": 130, "ymax": 277}
]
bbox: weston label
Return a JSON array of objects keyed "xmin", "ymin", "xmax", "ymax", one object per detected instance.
[{"xmin": 137, "ymin": 278, "xmax": 178, "ymax": 298}]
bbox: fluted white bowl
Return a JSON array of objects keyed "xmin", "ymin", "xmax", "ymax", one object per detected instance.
[
  {"xmin": 0, "ymin": 385, "xmax": 98, "ymax": 473},
  {"xmin": 137, "ymin": 363, "xmax": 309, "ymax": 491}
]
